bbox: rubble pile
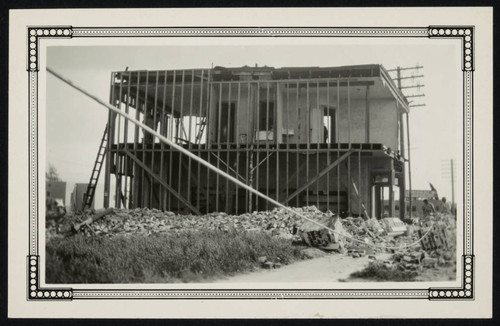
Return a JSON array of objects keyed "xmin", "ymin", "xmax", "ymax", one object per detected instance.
[
  {"xmin": 47, "ymin": 205, "xmax": 456, "ymax": 279},
  {"xmin": 297, "ymin": 212, "xmax": 350, "ymax": 251},
  {"xmin": 352, "ymin": 217, "xmax": 457, "ymax": 279},
  {"xmin": 299, "ymin": 212, "xmax": 457, "ymax": 279},
  {"xmin": 47, "ymin": 206, "xmax": 333, "ymax": 241}
]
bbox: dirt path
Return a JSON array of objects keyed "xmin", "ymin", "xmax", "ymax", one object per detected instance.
[{"xmin": 218, "ymin": 252, "xmax": 388, "ymax": 283}]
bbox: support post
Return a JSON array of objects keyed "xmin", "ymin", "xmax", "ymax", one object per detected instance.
[
  {"xmin": 399, "ymin": 111, "xmax": 406, "ymax": 219},
  {"xmin": 389, "ymin": 161, "xmax": 395, "ymax": 217},
  {"xmin": 365, "ymin": 85, "xmax": 370, "ymax": 143},
  {"xmin": 406, "ymin": 112, "xmax": 412, "ymax": 218},
  {"xmin": 374, "ymin": 186, "xmax": 380, "ymax": 219},
  {"xmin": 103, "ymin": 73, "xmax": 115, "ymax": 208}
]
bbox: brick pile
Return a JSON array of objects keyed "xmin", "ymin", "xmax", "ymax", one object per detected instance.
[
  {"xmin": 47, "ymin": 207, "xmax": 456, "ymax": 276},
  {"xmin": 47, "ymin": 206, "xmax": 330, "ymax": 241},
  {"xmin": 359, "ymin": 218, "xmax": 456, "ymax": 276}
]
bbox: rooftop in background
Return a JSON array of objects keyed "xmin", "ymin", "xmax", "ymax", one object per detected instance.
[{"xmin": 408, "ymin": 190, "xmax": 436, "ymax": 200}]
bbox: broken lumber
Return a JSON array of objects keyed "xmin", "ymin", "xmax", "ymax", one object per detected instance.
[
  {"xmin": 73, "ymin": 208, "xmax": 114, "ymax": 232},
  {"xmin": 59, "ymin": 208, "xmax": 115, "ymax": 235}
]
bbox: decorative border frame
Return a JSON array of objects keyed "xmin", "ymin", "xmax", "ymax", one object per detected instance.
[{"xmin": 26, "ymin": 26, "xmax": 474, "ymax": 301}]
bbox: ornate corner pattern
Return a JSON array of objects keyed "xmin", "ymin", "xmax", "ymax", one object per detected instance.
[
  {"xmin": 27, "ymin": 26, "xmax": 73, "ymax": 71},
  {"xmin": 427, "ymin": 25, "xmax": 475, "ymax": 301},
  {"xmin": 27, "ymin": 255, "xmax": 73, "ymax": 300},
  {"xmin": 428, "ymin": 26, "xmax": 474, "ymax": 71},
  {"xmin": 428, "ymin": 255, "xmax": 474, "ymax": 300}
]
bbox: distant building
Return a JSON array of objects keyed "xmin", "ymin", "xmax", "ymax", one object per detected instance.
[
  {"xmin": 408, "ymin": 190, "xmax": 433, "ymax": 201},
  {"xmin": 383, "ymin": 190, "xmax": 447, "ymax": 218},
  {"xmin": 46, "ymin": 181, "xmax": 66, "ymax": 204},
  {"xmin": 71, "ymin": 183, "xmax": 94, "ymax": 211}
]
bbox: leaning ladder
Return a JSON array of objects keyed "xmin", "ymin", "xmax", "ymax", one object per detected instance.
[
  {"xmin": 82, "ymin": 125, "xmax": 108, "ymax": 210},
  {"xmin": 194, "ymin": 116, "xmax": 207, "ymax": 144}
]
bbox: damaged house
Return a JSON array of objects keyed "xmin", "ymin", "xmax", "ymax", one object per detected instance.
[{"xmin": 85, "ymin": 64, "xmax": 410, "ymax": 220}]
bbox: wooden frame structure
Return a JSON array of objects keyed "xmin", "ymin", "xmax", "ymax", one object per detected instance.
[{"xmin": 102, "ymin": 64, "xmax": 409, "ymax": 219}]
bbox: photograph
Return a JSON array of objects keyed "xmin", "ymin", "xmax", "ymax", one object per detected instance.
[
  {"xmin": 8, "ymin": 7, "xmax": 493, "ymax": 319},
  {"xmin": 44, "ymin": 42, "xmax": 461, "ymax": 284}
]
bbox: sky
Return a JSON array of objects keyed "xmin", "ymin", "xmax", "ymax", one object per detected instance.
[{"xmin": 46, "ymin": 41, "xmax": 462, "ymax": 208}]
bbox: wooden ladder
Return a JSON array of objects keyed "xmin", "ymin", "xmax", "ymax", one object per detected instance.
[
  {"xmin": 194, "ymin": 116, "xmax": 207, "ymax": 144},
  {"xmin": 82, "ymin": 125, "xmax": 108, "ymax": 210}
]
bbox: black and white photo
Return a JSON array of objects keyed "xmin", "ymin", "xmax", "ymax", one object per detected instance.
[{"xmin": 8, "ymin": 7, "xmax": 493, "ymax": 318}]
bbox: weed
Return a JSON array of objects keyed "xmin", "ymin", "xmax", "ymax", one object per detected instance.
[
  {"xmin": 46, "ymin": 230, "xmax": 306, "ymax": 283},
  {"xmin": 349, "ymin": 261, "xmax": 418, "ymax": 282}
]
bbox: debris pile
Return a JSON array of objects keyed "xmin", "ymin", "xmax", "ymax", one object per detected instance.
[
  {"xmin": 297, "ymin": 212, "xmax": 349, "ymax": 252},
  {"xmin": 47, "ymin": 205, "xmax": 456, "ymax": 278},
  {"xmin": 299, "ymin": 212, "xmax": 456, "ymax": 280},
  {"xmin": 47, "ymin": 206, "xmax": 333, "ymax": 241},
  {"xmin": 351, "ymin": 218, "xmax": 457, "ymax": 280},
  {"xmin": 379, "ymin": 217, "xmax": 407, "ymax": 236}
]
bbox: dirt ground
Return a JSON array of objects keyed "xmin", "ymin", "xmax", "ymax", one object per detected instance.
[
  {"xmin": 217, "ymin": 251, "xmax": 382, "ymax": 283},
  {"xmin": 217, "ymin": 251, "xmax": 455, "ymax": 283}
]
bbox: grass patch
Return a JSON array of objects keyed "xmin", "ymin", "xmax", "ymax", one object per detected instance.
[
  {"xmin": 46, "ymin": 229, "xmax": 306, "ymax": 283},
  {"xmin": 349, "ymin": 262, "xmax": 418, "ymax": 282}
]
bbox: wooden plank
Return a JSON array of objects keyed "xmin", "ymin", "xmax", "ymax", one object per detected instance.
[{"xmin": 365, "ymin": 85, "xmax": 370, "ymax": 143}]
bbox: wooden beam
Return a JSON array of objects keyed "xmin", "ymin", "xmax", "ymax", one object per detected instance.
[
  {"xmin": 374, "ymin": 186, "xmax": 381, "ymax": 219},
  {"xmin": 389, "ymin": 160, "xmax": 395, "ymax": 217},
  {"xmin": 281, "ymin": 150, "xmax": 354, "ymax": 205},
  {"xmin": 350, "ymin": 177, "xmax": 370, "ymax": 220},
  {"xmin": 399, "ymin": 112, "xmax": 406, "ymax": 219},
  {"xmin": 365, "ymin": 85, "xmax": 370, "ymax": 143},
  {"xmin": 123, "ymin": 149, "xmax": 201, "ymax": 215}
]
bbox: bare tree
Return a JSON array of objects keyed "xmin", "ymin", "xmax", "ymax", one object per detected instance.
[{"xmin": 46, "ymin": 163, "xmax": 61, "ymax": 183}]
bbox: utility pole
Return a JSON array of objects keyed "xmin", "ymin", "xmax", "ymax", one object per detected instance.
[
  {"xmin": 388, "ymin": 64, "xmax": 425, "ymax": 219},
  {"xmin": 396, "ymin": 67, "xmax": 402, "ymax": 89},
  {"xmin": 441, "ymin": 158, "xmax": 456, "ymax": 214},
  {"xmin": 396, "ymin": 67, "xmax": 405, "ymax": 219},
  {"xmin": 388, "ymin": 65, "xmax": 425, "ymax": 108}
]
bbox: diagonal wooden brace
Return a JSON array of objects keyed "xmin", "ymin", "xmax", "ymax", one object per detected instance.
[
  {"xmin": 281, "ymin": 149, "xmax": 354, "ymax": 205},
  {"xmin": 123, "ymin": 149, "xmax": 201, "ymax": 215}
]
